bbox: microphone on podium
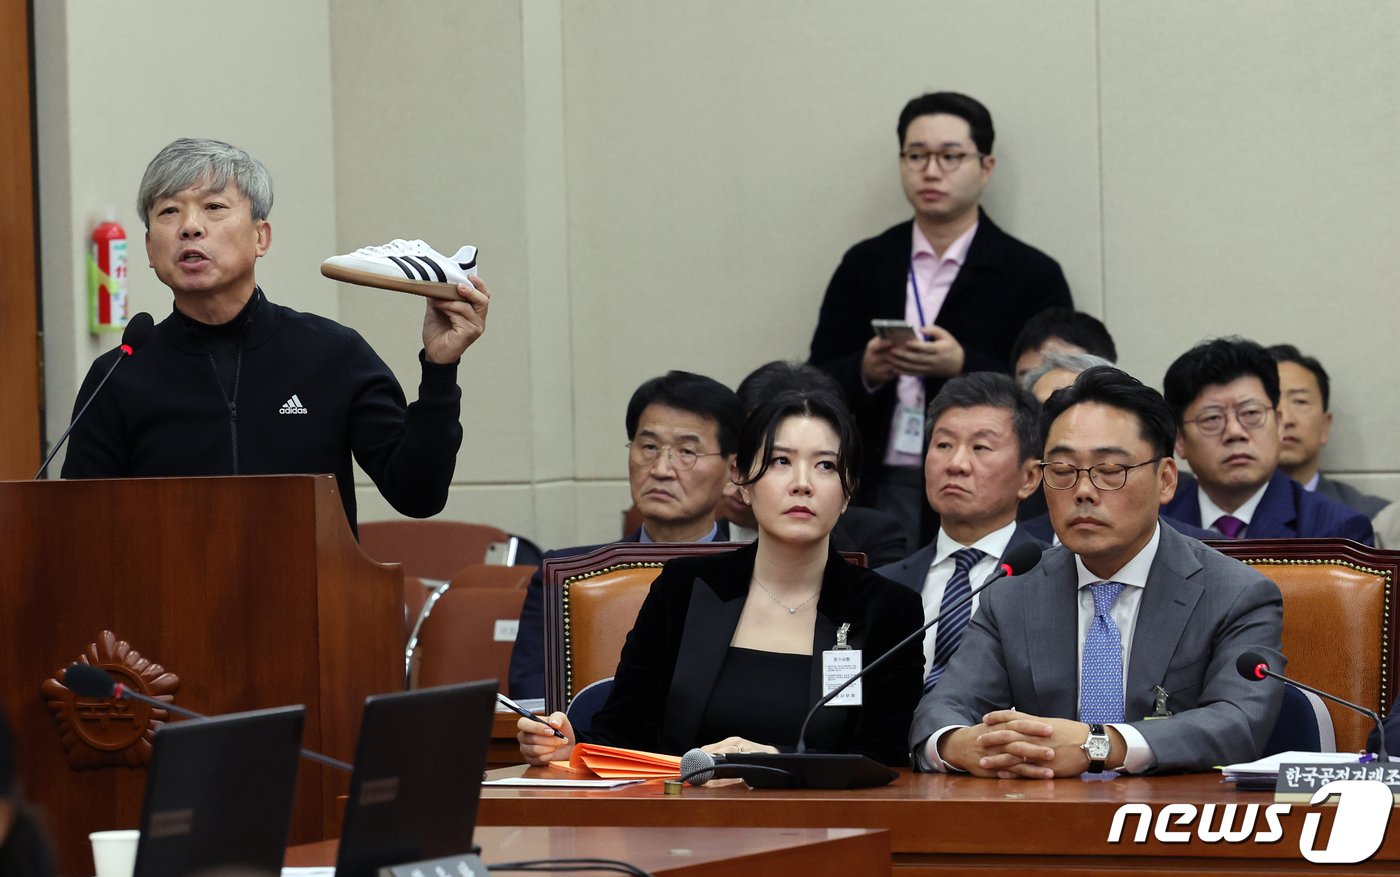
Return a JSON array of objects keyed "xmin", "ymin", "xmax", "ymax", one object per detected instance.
[
  {"xmin": 63, "ymin": 663, "xmax": 353, "ymax": 773},
  {"xmin": 1235, "ymin": 650, "xmax": 1389, "ymax": 762},
  {"xmin": 682, "ymin": 542, "xmax": 1045, "ymax": 788},
  {"xmin": 35, "ymin": 312, "xmax": 155, "ymax": 479}
]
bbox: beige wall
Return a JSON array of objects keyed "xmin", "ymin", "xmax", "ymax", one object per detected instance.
[{"xmin": 35, "ymin": 1, "xmax": 1400, "ymax": 548}]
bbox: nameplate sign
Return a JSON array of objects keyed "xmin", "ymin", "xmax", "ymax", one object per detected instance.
[{"xmin": 1274, "ymin": 761, "xmax": 1400, "ymax": 803}]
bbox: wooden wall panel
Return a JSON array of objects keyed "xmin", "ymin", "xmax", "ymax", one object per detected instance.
[{"xmin": 0, "ymin": 0, "xmax": 41, "ymax": 478}]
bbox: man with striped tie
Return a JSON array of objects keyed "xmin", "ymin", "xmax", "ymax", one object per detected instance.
[
  {"xmin": 876, "ymin": 373, "xmax": 1046, "ymax": 693},
  {"xmin": 910, "ymin": 367, "xmax": 1285, "ymax": 777}
]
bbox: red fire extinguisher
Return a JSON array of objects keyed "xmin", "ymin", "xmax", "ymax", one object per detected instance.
[{"xmin": 89, "ymin": 214, "xmax": 129, "ymax": 332}]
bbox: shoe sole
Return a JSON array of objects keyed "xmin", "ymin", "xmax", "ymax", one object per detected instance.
[{"xmin": 321, "ymin": 263, "xmax": 466, "ymax": 301}]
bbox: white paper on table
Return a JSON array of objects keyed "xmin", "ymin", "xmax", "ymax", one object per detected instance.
[
  {"xmin": 483, "ymin": 777, "xmax": 648, "ymax": 789},
  {"xmin": 1220, "ymin": 750, "xmax": 1363, "ymax": 780}
]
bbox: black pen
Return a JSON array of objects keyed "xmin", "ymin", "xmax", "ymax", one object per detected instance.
[{"xmin": 497, "ymin": 692, "xmax": 567, "ymax": 740}]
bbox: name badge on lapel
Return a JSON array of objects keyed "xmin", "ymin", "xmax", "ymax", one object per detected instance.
[{"xmin": 823, "ymin": 622, "xmax": 862, "ymax": 706}]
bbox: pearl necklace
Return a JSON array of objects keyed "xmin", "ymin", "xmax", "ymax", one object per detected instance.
[{"xmin": 753, "ymin": 576, "xmax": 820, "ymax": 615}]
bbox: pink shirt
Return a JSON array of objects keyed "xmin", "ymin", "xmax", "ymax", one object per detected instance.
[{"xmin": 883, "ymin": 222, "xmax": 979, "ymax": 467}]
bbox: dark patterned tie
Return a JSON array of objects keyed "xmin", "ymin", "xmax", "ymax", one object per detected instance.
[{"xmin": 923, "ymin": 548, "xmax": 985, "ymax": 693}]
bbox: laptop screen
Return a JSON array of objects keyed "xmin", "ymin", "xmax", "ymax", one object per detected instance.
[
  {"xmin": 335, "ymin": 680, "xmax": 497, "ymax": 877},
  {"xmin": 134, "ymin": 705, "xmax": 305, "ymax": 877}
]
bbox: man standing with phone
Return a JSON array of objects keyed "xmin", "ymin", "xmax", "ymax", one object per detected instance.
[{"xmin": 809, "ymin": 92, "xmax": 1071, "ymax": 545}]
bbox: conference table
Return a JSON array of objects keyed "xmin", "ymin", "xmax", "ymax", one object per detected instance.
[
  {"xmin": 479, "ymin": 767, "xmax": 1400, "ymax": 875},
  {"xmin": 285, "ymin": 825, "xmax": 889, "ymax": 875}
]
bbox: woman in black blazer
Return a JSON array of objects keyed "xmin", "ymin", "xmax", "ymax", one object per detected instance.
[{"xmin": 518, "ymin": 390, "xmax": 924, "ymax": 766}]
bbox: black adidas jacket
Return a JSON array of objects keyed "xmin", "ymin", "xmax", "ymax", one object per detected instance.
[{"xmin": 60, "ymin": 289, "xmax": 462, "ymax": 532}]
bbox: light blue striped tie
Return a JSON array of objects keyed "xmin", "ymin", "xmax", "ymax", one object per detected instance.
[
  {"xmin": 923, "ymin": 548, "xmax": 985, "ymax": 693},
  {"xmin": 1079, "ymin": 582, "xmax": 1127, "ymax": 723}
]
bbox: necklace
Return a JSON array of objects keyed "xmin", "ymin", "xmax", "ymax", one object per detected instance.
[{"xmin": 753, "ymin": 576, "xmax": 820, "ymax": 615}]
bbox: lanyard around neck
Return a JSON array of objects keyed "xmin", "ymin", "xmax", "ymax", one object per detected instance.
[{"xmin": 907, "ymin": 257, "xmax": 928, "ymax": 327}]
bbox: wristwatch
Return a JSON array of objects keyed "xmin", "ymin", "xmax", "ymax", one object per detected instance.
[{"xmin": 1081, "ymin": 723, "xmax": 1111, "ymax": 773}]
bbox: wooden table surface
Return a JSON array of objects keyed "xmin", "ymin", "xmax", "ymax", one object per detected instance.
[
  {"xmin": 284, "ymin": 824, "xmax": 890, "ymax": 876},
  {"xmin": 478, "ymin": 767, "xmax": 1400, "ymax": 875}
]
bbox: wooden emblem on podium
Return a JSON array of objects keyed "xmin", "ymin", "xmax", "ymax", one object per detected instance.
[{"xmin": 41, "ymin": 631, "xmax": 181, "ymax": 769}]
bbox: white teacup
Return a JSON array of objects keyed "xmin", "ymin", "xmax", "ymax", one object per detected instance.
[{"xmin": 89, "ymin": 829, "xmax": 140, "ymax": 877}]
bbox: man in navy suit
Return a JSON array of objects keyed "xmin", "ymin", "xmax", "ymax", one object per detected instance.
[
  {"xmin": 508, "ymin": 371, "xmax": 742, "ymax": 698},
  {"xmin": 809, "ymin": 92, "xmax": 1071, "ymax": 547},
  {"xmin": 877, "ymin": 373, "xmax": 1046, "ymax": 691},
  {"xmin": 1160, "ymin": 338, "xmax": 1373, "ymax": 544}
]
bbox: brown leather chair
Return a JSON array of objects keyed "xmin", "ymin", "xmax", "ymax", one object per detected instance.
[
  {"xmin": 542, "ymin": 543, "xmax": 867, "ymax": 714},
  {"xmin": 411, "ymin": 586, "xmax": 528, "ymax": 690},
  {"xmin": 1210, "ymin": 538, "xmax": 1398, "ymax": 752},
  {"xmin": 359, "ymin": 519, "xmax": 524, "ymax": 579},
  {"xmin": 401, "ymin": 575, "xmax": 451, "ymax": 687},
  {"xmin": 450, "ymin": 563, "xmax": 536, "ymax": 590},
  {"xmin": 403, "ymin": 566, "xmax": 537, "ymax": 687}
]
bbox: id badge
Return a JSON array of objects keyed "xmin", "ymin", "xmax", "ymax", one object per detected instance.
[
  {"xmin": 822, "ymin": 649, "xmax": 863, "ymax": 706},
  {"xmin": 892, "ymin": 405, "xmax": 925, "ymax": 455}
]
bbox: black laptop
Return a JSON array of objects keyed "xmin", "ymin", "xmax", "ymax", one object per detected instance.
[
  {"xmin": 133, "ymin": 705, "xmax": 305, "ymax": 877},
  {"xmin": 334, "ymin": 680, "xmax": 497, "ymax": 877}
]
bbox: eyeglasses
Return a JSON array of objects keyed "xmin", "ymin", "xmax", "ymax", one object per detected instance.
[
  {"xmin": 899, "ymin": 149, "xmax": 984, "ymax": 173},
  {"xmin": 1039, "ymin": 458, "xmax": 1163, "ymax": 491},
  {"xmin": 626, "ymin": 441, "xmax": 723, "ymax": 471},
  {"xmin": 1183, "ymin": 404, "xmax": 1272, "ymax": 436}
]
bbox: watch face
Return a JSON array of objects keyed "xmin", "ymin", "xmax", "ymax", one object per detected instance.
[{"xmin": 1086, "ymin": 736, "xmax": 1111, "ymax": 759}]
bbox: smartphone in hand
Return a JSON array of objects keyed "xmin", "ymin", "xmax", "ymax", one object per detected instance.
[{"xmin": 871, "ymin": 318, "xmax": 918, "ymax": 343}]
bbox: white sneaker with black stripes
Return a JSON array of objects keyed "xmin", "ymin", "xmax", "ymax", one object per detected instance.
[{"xmin": 320, "ymin": 239, "xmax": 478, "ymax": 300}]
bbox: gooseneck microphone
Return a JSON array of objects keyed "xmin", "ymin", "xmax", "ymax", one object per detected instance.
[
  {"xmin": 35, "ymin": 312, "xmax": 156, "ymax": 479},
  {"xmin": 794, "ymin": 541, "xmax": 1045, "ymax": 752},
  {"xmin": 1235, "ymin": 650, "xmax": 1389, "ymax": 762},
  {"xmin": 682, "ymin": 542, "xmax": 1045, "ymax": 787},
  {"xmin": 64, "ymin": 663, "xmax": 353, "ymax": 773},
  {"xmin": 678, "ymin": 749, "xmax": 795, "ymax": 786}
]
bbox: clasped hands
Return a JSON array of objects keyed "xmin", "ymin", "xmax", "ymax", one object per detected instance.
[
  {"xmin": 861, "ymin": 325, "xmax": 965, "ymax": 386},
  {"xmin": 938, "ymin": 710, "xmax": 1122, "ymax": 780},
  {"xmin": 517, "ymin": 712, "xmax": 777, "ymax": 768}
]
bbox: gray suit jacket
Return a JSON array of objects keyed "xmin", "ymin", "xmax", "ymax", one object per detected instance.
[
  {"xmin": 1316, "ymin": 474, "xmax": 1391, "ymax": 519},
  {"xmin": 909, "ymin": 524, "xmax": 1285, "ymax": 773}
]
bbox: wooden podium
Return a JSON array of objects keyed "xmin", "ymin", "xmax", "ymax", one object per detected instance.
[{"xmin": 0, "ymin": 475, "xmax": 402, "ymax": 876}]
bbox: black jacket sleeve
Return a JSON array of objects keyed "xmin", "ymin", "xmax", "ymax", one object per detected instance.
[{"xmin": 348, "ymin": 346, "xmax": 463, "ymax": 518}]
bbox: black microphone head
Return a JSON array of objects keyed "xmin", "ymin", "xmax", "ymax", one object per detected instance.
[
  {"xmin": 120, "ymin": 312, "xmax": 155, "ymax": 353},
  {"xmin": 64, "ymin": 663, "xmax": 117, "ymax": 698},
  {"xmin": 680, "ymin": 748, "xmax": 718, "ymax": 786},
  {"xmin": 1236, "ymin": 651, "xmax": 1270, "ymax": 681},
  {"xmin": 1001, "ymin": 542, "xmax": 1044, "ymax": 577}
]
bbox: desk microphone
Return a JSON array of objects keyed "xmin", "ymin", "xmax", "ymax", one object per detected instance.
[
  {"xmin": 683, "ymin": 542, "xmax": 1045, "ymax": 788},
  {"xmin": 1235, "ymin": 650, "xmax": 1389, "ymax": 762},
  {"xmin": 35, "ymin": 312, "xmax": 155, "ymax": 479},
  {"xmin": 63, "ymin": 662, "xmax": 354, "ymax": 773}
]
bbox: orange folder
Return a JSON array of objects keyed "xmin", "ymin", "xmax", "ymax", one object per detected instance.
[{"xmin": 551, "ymin": 742, "xmax": 682, "ymax": 779}]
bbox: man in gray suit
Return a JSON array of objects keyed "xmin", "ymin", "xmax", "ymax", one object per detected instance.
[
  {"xmin": 876, "ymin": 372, "xmax": 1045, "ymax": 690},
  {"xmin": 910, "ymin": 367, "xmax": 1284, "ymax": 777}
]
